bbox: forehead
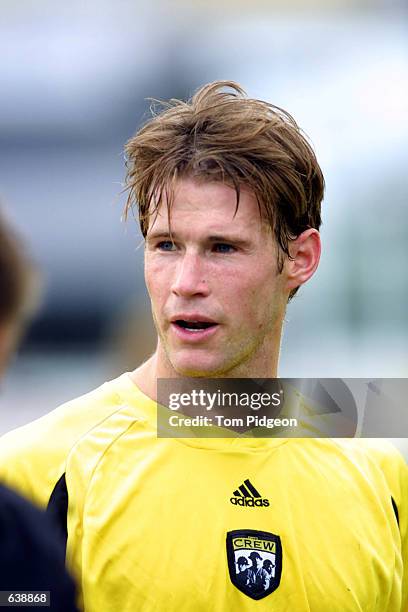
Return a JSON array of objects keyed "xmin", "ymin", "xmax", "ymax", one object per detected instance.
[{"xmin": 148, "ymin": 177, "xmax": 267, "ymax": 236}]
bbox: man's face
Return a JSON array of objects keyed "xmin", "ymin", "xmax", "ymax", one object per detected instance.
[{"xmin": 144, "ymin": 177, "xmax": 289, "ymax": 377}]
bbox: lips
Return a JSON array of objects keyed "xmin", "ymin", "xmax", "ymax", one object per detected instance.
[
  {"xmin": 170, "ymin": 315, "xmax": 219, "ymax": 341},
  {"xmin": 174, "ymin": 320, "xmax": 215, "ymax": 331},
  {"xmin": 170, "ymin": 315, "xmax": 218, "ymax": 330}
]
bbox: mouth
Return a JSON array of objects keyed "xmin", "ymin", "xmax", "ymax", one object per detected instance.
[
  {"xmin": 170, "ymin": 317, "xmax": 219, "ymax": 341},
  {"xmin": 173, "ymin": 320, "xmax": 217, "ymax": 332}
]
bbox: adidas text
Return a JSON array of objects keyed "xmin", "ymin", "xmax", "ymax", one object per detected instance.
[{"xmin": 230, "ymin": 497, "xmax": 270, "ymax": 507}]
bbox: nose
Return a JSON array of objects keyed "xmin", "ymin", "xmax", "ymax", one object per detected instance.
[{"xmin": 171, "ymin": 251, "xmax": 210, "ymax": 298}]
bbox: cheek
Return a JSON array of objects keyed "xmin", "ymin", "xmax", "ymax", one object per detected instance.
[
  {"xmin": 145, "ymin": 262, "xmax": 167, "ymax": 305},
  {"xmin": 144, "ymin": 266, "xmax": 154, "ymax": 300},
  {"xmin": 218, "ymin": 275, "xmax": 260, "ymax": 320},
  {"xmin": 231, "ymin": 273, "xmax": 281, "ymax": 323}
]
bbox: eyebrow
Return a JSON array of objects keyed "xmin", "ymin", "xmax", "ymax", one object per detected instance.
[
  {"xmin": 146, "ymin": 230, "xmax": 251, "ymax": 247},
  {"xmin": 146, "ymin": 231, "xmax": 176, "ymax": 241},
  {"xmin": 146, "ymin": 230, "xmax": 248, "ymax": 243}
]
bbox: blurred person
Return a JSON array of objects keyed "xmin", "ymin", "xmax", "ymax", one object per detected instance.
[
  {"xmin": 0, "ymin": 82, "xmax": 407, "ymax": 611},
  {"xmin": 0, "ymin": 213, "xmax": 33, "ymax": 373},
  {"xmin": 0, "ymin": 213, "xmax": 78, "ymax": 611}
]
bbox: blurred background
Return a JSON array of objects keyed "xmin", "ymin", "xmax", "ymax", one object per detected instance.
[{"xmin": 0, "ymin": 0, "xmax": 407, "ymax": 451}]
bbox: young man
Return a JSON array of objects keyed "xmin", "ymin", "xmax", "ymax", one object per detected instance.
[
  {"xmin": 0, "ymin": 82, "xmax": 406, "ymax": 611},
  {"xmin": 0, "ymin": 213, "xmax": 78, "ymax": 611}
]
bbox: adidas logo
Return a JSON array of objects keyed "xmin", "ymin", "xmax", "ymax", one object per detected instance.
[{"xmin": 230, "ymin": 479, "xmax": 270, "ymax": 507}]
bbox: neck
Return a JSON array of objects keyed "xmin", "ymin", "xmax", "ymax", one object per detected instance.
[{"xmin": 130, "ymin": 332, "xmax": 282, "ymax": 402}]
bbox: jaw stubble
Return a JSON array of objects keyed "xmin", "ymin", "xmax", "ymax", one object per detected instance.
[{"xmin": 152, "ymin": 309, "xmax": 283, "ymax": 379}]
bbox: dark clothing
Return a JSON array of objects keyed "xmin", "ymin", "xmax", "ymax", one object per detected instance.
[
  {"xmin": 247, "ymin": 566, "xmax": 270, "ymax": 594},
  {"xmin": 236, "ymin": 567, "xmax": 249, "ymax": 588},
  {"xmin": 0, "ymin": 484, "xmax": 78, "ymax": 611}
]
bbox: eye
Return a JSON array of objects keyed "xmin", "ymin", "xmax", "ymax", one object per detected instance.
[
  {"xmin": 157, "ymin": 240, "xmax": 176, "ymax": 251},
  {"xmin": 213, "ymin": 243, "xmax": 235, "ymax": 254}
]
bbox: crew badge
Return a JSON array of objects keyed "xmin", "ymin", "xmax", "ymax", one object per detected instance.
[{"xmin": 226, "ymin": 529, "xmax": 282, "ymax": 600}]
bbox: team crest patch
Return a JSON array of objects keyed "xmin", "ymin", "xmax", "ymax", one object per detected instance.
[{"xmin": 226, "ymin": 529, "xmax": 282, "ymax": 600}]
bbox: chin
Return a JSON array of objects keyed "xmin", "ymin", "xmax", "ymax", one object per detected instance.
[
  {"xmin": 171, "ymin": 353, "xmax": 227, "ymax": 378},
  {"xmin": 174, "ymin": 364, "xmax": 221, "ymax": 378}
]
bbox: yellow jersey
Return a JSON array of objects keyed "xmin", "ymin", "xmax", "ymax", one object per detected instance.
[{"xmin": 0, "ymin": 373, "xmax": 407, "ymax": 611}]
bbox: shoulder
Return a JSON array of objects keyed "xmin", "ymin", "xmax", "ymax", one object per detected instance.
[
  {"xmin": 64, "ymin": 378, "xmax": 154, "ymax": 500},
  {"xmin": 330, "ymin": 438, "xmax": 407, "ymax": 477},
  {"xmin": 289, "ymin": 438, "xmax": 407, "ymax": 502},
  {"xmin": 0, "ymin": 374, "xmax": 133, "ymax": 507},
  {"xmin": 328, "ymin": 438, "xmax": 408, "ymax": 517}
]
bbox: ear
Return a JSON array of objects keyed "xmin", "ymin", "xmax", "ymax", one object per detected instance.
[{"xmin": 285, "ymin": 228, "xmax": 321, "ymax": 293}]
